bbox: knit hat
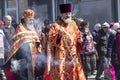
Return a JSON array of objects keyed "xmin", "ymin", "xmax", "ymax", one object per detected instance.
[
  {"xmin": 110, "ymin": 22, "xmax": 114, "ymax": 28},
  {"xmin": 102, "ymin": 22, "xmax": 110, "ymax": 28},
  {"xmin": 59, "ymin": 3, "xmax": 72, "ymax": 13},
  {"xmin": 23, "ymin": 9, "xmax": 35, "ymax": 19},
  {"xmin": 112, "ymin": 23, "xmax": 120, "ymax": 31}
]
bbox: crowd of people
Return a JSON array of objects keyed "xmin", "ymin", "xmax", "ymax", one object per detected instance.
[
  {"xmin": 76, "ymin": 19, "xmax": 120, "ymax": 80},
  {"xmin": 0, "ymin": 3, "xmax": 120, "ymax": 80}
]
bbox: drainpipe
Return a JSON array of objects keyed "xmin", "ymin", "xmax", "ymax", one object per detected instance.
[
  {"xmin": 52, "ymin": 0, "xmax": 55, "ymax": 21},
  {"xmin": 118, "ymin": 0, "xmax": 120, "ymax": 21}
]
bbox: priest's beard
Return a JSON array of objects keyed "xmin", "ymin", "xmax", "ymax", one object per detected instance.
[
  {"xmin": 61, "ymin": 17, "xmax": 71, "ymax": 24},
  {"xmin": 26, "ymin": 23, "xmax": 34, "ymax": 31},
  {"xmin": 25, "ymin": 21, "xmax": 34, "ymax": 31}
]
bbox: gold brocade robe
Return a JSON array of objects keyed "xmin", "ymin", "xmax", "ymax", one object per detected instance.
[
  {"xmin": 5, "ymin": 23, "xmax": 40, "ymax": 80},
  {"xmin": 6, "ymin": 23, "xmax": 40, "ymax": 64},
  {"xmin": 47, "ymin": 20, "xmax": 86, "ymax": 80}
]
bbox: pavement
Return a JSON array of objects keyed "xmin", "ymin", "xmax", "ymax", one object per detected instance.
[{"xmin": 87, "ymin": 70, "xmax": 104, "ymax": 80}]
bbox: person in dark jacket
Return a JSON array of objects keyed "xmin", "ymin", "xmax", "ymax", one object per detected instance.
[
  {"xmin": 2, "ymin": 15, "xmax": 15, "ymax": 44},
  {"xmin": 95, "ymin": 22, "xmax": 110, "ymax": 80}
]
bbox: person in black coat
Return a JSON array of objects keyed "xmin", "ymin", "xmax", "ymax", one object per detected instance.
[{"xmin": 95, "ymin": 22, "xmax": 110, "ymax": 80}]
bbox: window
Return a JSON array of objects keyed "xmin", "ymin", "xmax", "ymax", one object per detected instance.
[
  {"xmin": 67, "ymin": 0, "xmax": 80, "ymax": 16},
  {"xmin": 5, "ymin": 0, "xmax": 18, "ymax": 23}
]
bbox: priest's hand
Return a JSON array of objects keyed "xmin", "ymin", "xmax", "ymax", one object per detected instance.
[{"xmin": 58, "ymin": 29, "xmax": 63, "ymax": 37}]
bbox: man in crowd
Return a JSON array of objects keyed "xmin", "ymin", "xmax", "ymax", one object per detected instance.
[
  {"xmin": 95, "ymin": 22, "xmax": 110, "ymax": 80},
  {"xmin": 4, "ymin": 9, "xmax": 42, "ymax": 80},
  {"xmin": 2, "ymin": 15, "xmax": 15, "ymax": 44},
  {"xmin": 45, "ymin": 3, "xmax": 86, "ymax": 80}
]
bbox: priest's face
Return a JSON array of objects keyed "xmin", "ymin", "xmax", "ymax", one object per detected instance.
[
  {"xmin": 60, "ymin": 12, "xmax": 72, "ymax": 24},
  {"xmin": 25, "ymin": 18, "xmax": 34, "ymax": 30}
]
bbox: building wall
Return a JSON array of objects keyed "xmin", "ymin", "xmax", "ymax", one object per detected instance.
[
  {"xmin": 0, "ymin": 1, "xmax": 2, "ymax": 19},
  {"xmin": 28, "ymin": 0, "xmax": 53, "ymax": 22},
  {"xmin": 77, "ymin": 0, "xmax": 113, "ymax": 28},
  {"xmin": 0, "ymin": 0, "xmax": 28, "ymax": 23},
  {"xmin": 18, "ymin": 0, "xmax": 28, "ymax": 20},
  {"xmin": 0, "ymin": 0, "xmax": 117, "ymax": 25},
  {"xmin": 0, "ymin": 0, "xmax": 4, "ymax": 20},
  {"xmin": 55, "ymin": 0, "xmax": 66, "ymax": 20}
]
